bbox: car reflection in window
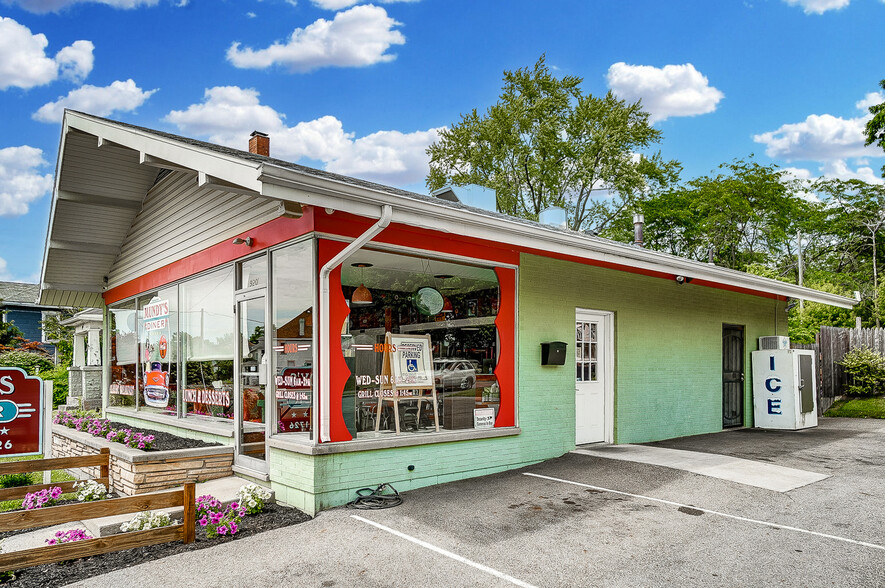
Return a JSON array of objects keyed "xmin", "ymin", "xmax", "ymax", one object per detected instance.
[{"xmin": 433, "ymin": 359, "xmax": 478, "ymax": 391}]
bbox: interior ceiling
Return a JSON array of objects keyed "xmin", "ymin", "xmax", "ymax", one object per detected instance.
[{"xmin": 340, "ymin": 248, "xmax": 498, "ymax": 293}]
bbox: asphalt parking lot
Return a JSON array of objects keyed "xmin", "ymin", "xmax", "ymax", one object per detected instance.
[{"xmin": 75, "ymin": 417, "xmax": 885, "ymax": 588}]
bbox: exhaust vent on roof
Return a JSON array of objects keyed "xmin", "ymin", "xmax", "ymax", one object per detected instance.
[
  {"xmin": 431, "ymin": 184, "xmax": 497, "ymax": 212},
  {"xmin": 539, "ymin": 206, "xmax": 568, "ymax": 229}
]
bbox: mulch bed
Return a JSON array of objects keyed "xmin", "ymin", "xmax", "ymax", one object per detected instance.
[
  {"xmin": 1, "ymin": 503, "xmax": 311, "ymax": 587},
  {"xmin": 106, "ymin": 422, "xmax": 222, "ymax": 452}
]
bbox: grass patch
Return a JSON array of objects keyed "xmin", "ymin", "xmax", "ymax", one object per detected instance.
[
  {"xmin": 0, "ymin": 454, "xmax": 78, "ymax": 512},
  {"xmin": 824, "ymin": 395, "xmax": 885, "ymax": 419}
]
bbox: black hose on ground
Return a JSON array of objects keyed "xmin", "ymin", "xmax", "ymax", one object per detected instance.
[{"xmin": 346, "ymin": 483, "xmax": 403, "ymax": 509}]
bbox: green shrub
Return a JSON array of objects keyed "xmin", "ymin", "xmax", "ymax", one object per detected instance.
[
  {"xmin": 838, "ymin": 347, "xmax": 885, "ymax": 396},
  {"xmin": 38, "ymin": 363, "xmax": 69, "ymax": 407},
  {"xmin": 0, "ymin": 473, "xmax": 34, "ymax": 488},
  {"xmin": 0, "ymin": 350, "xmax": 53, "ymax": 375}
]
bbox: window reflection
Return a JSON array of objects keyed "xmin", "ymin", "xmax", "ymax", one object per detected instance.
[
  {"xmin": 181, "ymin": 268, "xmax": 235, "ymax": 420},
  {"xmin": 341, "ymin": 249, "xmax": 501, "ymax": 438},
  {"xmin": 272, "ymin": 241, "xmax": 315, "ymax": 437}
]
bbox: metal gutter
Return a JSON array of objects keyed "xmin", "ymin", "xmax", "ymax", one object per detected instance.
[{"xmin": 318, "ymin": 204, "xmax": 392, "ymax": 442}]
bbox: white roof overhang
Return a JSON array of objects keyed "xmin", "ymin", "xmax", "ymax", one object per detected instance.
[
  {"xmin": 258, "ymin": 163, "xmax": 856, "ymax": 309},
  {"xmin": 39, "ymin": 111, "xmax": 855, "ymax": 310},
  {"xmin": 40, "ymin": 111, "xmax": 264, "ymax": 307}
]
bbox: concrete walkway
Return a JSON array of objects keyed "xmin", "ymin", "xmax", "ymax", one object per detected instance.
[
  {"xmin": 0, "ymin": 476, "xmax": 261, "ymax": 554},
  {"xmin": 573, "ymin": 443, "xmax": 830, "ymax": 492}
]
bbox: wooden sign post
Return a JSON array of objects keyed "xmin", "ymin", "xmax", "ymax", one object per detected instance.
[{"xmin": 374, "ymin": 333, "xmax": 439, "ymax": 434}]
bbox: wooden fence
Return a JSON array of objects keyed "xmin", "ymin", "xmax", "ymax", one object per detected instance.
[
  {"xmin": 791, "ymin": 326, "xmax": 885, "ymax": 415},
  {"xmin": 0, "ymin": 451, "xmax": 195, "ymax": 573}
]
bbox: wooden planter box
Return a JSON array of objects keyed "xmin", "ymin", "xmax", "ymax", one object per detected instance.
[{"xmin": 52, "ymin": 425, "xmax": 234, "ymax": 496}]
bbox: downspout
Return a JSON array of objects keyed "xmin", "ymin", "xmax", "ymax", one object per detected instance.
[{"xmin": 318, "ymin": 204, "xmax": 392, "ymax": 442}]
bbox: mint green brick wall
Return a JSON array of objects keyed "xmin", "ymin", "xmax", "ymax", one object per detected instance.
[{"xmin": 518, "ymin": 253, "xmax": 786, "ymax": 444}]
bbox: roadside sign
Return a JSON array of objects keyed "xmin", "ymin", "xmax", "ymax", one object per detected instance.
[{"xmin": 0, "ymin": 368, "xmax": 44, "ymax": 456}]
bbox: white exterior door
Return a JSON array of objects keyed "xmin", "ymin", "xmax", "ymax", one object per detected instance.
[{"xmin": 575, "ymin": 310, "xmax": 611, "ymax": 444}]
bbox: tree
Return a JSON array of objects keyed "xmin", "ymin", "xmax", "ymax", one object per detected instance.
[
  {"xmin": 863, "ymin": 79, "xmax": 885, "ymax": 178},
  {"xmin": 425, "ymin": 55, "xmax": 680, "ymax": 232},
  {"xmin": 625, "ymin": 158, "xmax": 811, "ymax": 271},
  {"xmin": 813, "ymin": 178, "xmax": 885, "ymax": 326}
]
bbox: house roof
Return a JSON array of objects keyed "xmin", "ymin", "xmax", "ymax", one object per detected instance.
[
  {"xmin": 0, "ymin": 282, "xmax": 40, "ymax": 305},
  {"xmin": 40, "ymin": 110, "xmax": 857, "ymax": 310}
]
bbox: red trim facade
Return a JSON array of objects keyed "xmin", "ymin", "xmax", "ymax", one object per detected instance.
[{"xmin": 102, "ymin": 205, "xmax": 786, "ymax": 445}]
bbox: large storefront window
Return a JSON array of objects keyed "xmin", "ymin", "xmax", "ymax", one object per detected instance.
[
  {"xmin": 138, "ymin": 287, "xmax": 178, "ymax": 415},
  {"xmin": 181, "ymin": 267, "xmax": 235, "ymax": 420},
  {"xmin": 109, "ymin": 301, "xmax": 137, "ymax": 408},
  {"xmin": 340, "ymin": 249, "xmax": 500, "ymax": 438},
  {"xmin": 272, "ymin": 240, "xmax": 314, "ymax": 436}
]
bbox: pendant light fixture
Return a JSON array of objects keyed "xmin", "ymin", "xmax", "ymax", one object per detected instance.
[{"xmin": 350, "ymin": 262, "xmax": 374, "ymax": 306}]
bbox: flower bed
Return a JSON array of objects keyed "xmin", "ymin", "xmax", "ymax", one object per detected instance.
[
  {"xmin": 55, "ymin": 411, "xmax": 156, "ymax": 450},
  {"xmin": 52, "ymin": 425, "xmax": 234, "ymax": 496}
]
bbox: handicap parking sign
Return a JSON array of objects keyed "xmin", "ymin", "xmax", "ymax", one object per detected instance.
[{"xmin": 406, "ymin": 359, "xmax": 418, "ymax": 372}]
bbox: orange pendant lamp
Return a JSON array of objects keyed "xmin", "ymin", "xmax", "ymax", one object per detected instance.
[{"xmin": 350, "ymin": 263, "xmax": 374, "ymax": 306}]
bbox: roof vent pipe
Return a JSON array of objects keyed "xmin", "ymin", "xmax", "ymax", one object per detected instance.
[
  {"xmin": 249, "ymin": 131, "xmax": 269, "ymax": 157},
  {"xmin": 633, "ymin": 213, "xmax": 644, "ymax": 247}
]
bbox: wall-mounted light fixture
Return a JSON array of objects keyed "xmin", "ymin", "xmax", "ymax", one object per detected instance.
[
  {"xmin": 785, "ymin": 298, "xmax": 799, "ymax": 312},
  {"xmin": 232, "ymin": 237, "xmax": 254, "ymax": 247},
  {"xmin": 675, "ymin": 275, "xmax": 693, "ymax": 285}
]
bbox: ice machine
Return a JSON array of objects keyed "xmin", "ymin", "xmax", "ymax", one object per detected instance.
[{"xmin": 751, "ymin": 349, "xmax": 818, "ymax": 430}]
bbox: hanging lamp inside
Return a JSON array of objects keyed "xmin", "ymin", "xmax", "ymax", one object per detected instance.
[{"xmin": 351, "ymin": 284, "xmax": 373, "ymax": 306}]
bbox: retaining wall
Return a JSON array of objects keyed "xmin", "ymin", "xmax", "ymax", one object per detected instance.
[{"xmin": 52, "ymin": 425, "xmax": 234, "ymax": 495}]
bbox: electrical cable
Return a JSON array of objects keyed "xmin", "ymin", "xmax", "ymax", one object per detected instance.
[{"xmin": 346, "ymin": 483, "xmax": 403, "ymax": 509}]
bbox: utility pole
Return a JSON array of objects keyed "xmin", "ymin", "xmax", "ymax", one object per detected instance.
[{"xmin": 796, "ymin": 230, "xmax": 804, "ymax": 311}]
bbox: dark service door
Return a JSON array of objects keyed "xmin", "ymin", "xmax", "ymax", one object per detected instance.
[{"xmin": 722, "ymin": 325, "xmax": 744, "ymax": 428}]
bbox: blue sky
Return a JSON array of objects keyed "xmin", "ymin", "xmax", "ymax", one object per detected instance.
[{"xmin": 0, "ymin": 0, "xmax": 883, "ymax": 284}]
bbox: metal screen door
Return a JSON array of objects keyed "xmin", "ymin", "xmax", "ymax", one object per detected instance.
[{"xmin": 722, "ymin": 325, "xmax": 744, "ymax": 428}]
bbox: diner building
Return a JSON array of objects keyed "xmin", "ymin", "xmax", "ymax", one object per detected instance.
[{"xmin": 39, "ymin": 111, "xmax": 855, "ymax": 514}]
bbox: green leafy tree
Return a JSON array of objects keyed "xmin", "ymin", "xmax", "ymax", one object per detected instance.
[
  {"xmin": 863, "ymin": 79, "xmax": 885, "ymax": 178},
  {"xmin": 426, "ymin": 55, "xmax": 680, "ymax": 232},
  {"xmin": 0, "ymin": 306, "xmax": 23, "ymax": 347},
  {"xmin": 813, "ymin": 178, "xmax": 885, "ymax": 326},
  {"xmin": 40, "ymin": 310, "xmax": 79, "ymax": 367},
  {"xmin": 624, "ymin": 158, "xmax": 810, "ymax": 271}
]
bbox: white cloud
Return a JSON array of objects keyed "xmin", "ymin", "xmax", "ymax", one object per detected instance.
[
  {"xmin": 856, "ymin": 91, "xmax": 884, "ymax": 112},
  {"xmin": 606, "ymin": 62, "xmax": 724, "ymax": 123},
  {"xmin": 165, "ymin": 86, "xmax": 441, "ymax": 185},
  {"xmin": 227, "ymin": 5, "xmax": 405, "ymax": 72},
  {"xmin": 782, "ymin": 0, "xmax": 850, "ymax": 14},
  {"xmin": 2, "ymin": 0, "xmax": 163, "ymax": 13},
  {"xmin": 32, "ymin": 79, "xmax": 158, "ymax": 123},
  {"xmin": 753, "ymin": 92, "xmax": 884, "ymax": 164},
  {"xmin": 0, "ymin": 17, "xmax": 94, "ymax": 90},
  {"xmin": 0, "ymin": 146, "xmax": 53, "ymax": 217},
  {"xmin": 55, "ymin": 40, "xmax": 94, "ymax": 83},
  {"xmin": 310, "ymin": 0, "xmax": 418, "ymax": 9},
  {"xmin": 819, "ymin": 160, "xmax": 883, "ymax": 184}
]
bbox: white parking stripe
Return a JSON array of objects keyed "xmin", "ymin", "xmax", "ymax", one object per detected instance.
[
  {"xmin": 350, "ymin": 515, "xmax": 539, "ymax": 588},
  {"xmin": 524, "ymin": 472, "xmax": 885, "ymax": 552}
]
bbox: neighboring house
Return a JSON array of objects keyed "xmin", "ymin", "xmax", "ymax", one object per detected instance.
[
  {"xmin": 0, "ymin": 281, "xmax": 60, "ymax": 358},
  {"xmin": 39, "ymin": 111, "xmax": 855, "ymax": 515}
]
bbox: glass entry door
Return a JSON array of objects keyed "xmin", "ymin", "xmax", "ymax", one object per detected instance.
[{"xmin": 236, "ymin": 292, "xmax": 268, "ymax": 471}]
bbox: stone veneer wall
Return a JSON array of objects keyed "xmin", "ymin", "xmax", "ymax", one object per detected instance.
[{"xmin": 52, "ymin": 425, "xmax": 234, "ymax": 495}]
